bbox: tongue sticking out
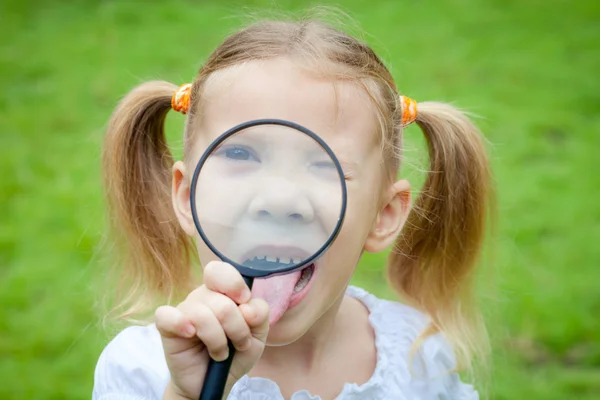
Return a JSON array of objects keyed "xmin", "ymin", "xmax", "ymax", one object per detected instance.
[{"xmin": 252, "ymin": 270, "xmax": 302, "ymax": 326}]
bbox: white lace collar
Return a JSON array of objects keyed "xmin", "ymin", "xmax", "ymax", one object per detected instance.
[{"xmin": 229, "ymin": 285, "xmax": 411, "ymax": 400}]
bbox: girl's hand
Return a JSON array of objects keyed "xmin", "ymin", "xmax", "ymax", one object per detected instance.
[{"xmin": 155, "ymin": 261, "xmax": 269, "ymax": 400}]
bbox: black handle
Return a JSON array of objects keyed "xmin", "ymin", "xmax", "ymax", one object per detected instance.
[{"xmin": 199, "ymin": 276, "xmax": 254, "ymax": 400}]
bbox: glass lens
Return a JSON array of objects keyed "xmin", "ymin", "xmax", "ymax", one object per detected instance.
[{"xmin": 192, "ymin": 123, "xmax": 344, "ymax": 274}]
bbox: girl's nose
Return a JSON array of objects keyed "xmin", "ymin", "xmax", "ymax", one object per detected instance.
[{"xmin": 248, "ymin": 184, "xmax": 314, "ymax": 223}]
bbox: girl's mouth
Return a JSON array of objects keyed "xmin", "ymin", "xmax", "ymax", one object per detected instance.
[
  {"xmin": 293, "ymin": 263, "xmax": 314, "ymax": 293},
  {"xmin": 242, "ymin": 256, "xmax": 315, "ymax": 291},
  {"xmin": 242, "ymin": 246, "xmax": 317, "ymax": 325},
  {"xmin": 243, "ymin": 255, "xmax": 316, "ymax": 304},
  {"xmin": 242, "ymin": 255, "xmax": 315, "ymax": 293},
  {"xmin": 239, "ymin": 244, "xmax": 312, "ymax": 273},
  {"xmin": 242, "ymin": 255, "xmax": 304, "ymax": 269}
]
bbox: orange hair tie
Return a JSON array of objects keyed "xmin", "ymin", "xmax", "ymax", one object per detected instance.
[
  {"xmin": 171, "ymin": 83, "xmax": 192, "ymax": 114},
  {"xmin": 400, "ymin": 95, "xmax": 418, "ymax": 127}
]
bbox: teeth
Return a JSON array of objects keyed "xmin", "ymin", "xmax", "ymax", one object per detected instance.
[{"xmin": 247, "ymin": 255, "xmax": 302, "ymax": 265}]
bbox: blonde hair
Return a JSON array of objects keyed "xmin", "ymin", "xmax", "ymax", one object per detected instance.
[{"xmin": 102, "ymin": 15, "xmax": 493, "ymax": 376}]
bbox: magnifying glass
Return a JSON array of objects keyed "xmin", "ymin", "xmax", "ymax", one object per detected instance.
[{"xmin": 190, "ymin": 119, "xmax": 347, "ymax": 400}]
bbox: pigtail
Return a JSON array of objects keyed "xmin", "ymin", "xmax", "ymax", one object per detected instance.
[
  {"xmin": 388, "ymin": 101, "xmax": 493, "ymax": 371},
  {"xmin": 102, "ymin": 81, "xmax": 195, "ymax": 322}
]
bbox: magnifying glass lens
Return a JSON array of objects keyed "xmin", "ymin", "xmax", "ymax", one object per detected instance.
[{"xmin": 193, "ymin": 122, "xmax": 344, "ymax": 276}]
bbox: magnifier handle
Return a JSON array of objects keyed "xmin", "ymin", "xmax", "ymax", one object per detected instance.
[
  {"xmin": 199, "ymin": 276, "xmax": 254, "ymax": 400},
  {"xmin": 198, "ymin": 341, "xmax": 235, "ymax": 400}
]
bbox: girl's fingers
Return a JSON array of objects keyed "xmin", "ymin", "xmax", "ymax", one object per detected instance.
[
  {"xmin": 203, "ymin": 293, "xmax": 253, "ymax": 352},
  {"xmin": 178, "ymin": 302, "xmax": 230, "ymax": 361},
  {"xmin": 155, "ymin": 305, "xmax": 196, "ymax": 339},
  {"xmin": 239, "ymin": 298, "xmax": 270, "ymax": 342},
  {"xmin": 159, "ymin": 266, "xmax": 259, "ymax": 360},
  {"xmin": 202, "ymin": 261, "xmax": 251, "ymax": 304}
]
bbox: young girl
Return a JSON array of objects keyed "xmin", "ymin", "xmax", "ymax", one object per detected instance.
[{"xmin": 93, "ymin": 16, "xmax": 492, "ymax": 400}]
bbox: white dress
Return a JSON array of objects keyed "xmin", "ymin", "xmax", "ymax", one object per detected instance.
[{"xmin": 92, "ymin": 286, "xmax": 478, "ymax": 400}]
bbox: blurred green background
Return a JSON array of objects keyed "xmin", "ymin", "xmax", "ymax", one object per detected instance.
[{"xmin": 1, "ymin": 0, "xmax": 599, "ymax": 398}]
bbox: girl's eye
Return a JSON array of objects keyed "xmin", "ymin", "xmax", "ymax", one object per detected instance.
[
  {"xmin": 309, "ymin": 160, "xmax": 339, "ymax": 182},
  {"xmin": 226, "ymin": 147, "xmax": 251, "ymax": 160},
  {"xmin": 312, "ymin": 161, "xmax": 336, "ymax": 170},
  {"xmin": 216, "ymin": 145, "xmax": 259, "ymax": 162}
]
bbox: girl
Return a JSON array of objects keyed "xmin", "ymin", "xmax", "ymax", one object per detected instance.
[{"xmin": 94, "ymin": 16, "xmax": 492, "ymax": 400}]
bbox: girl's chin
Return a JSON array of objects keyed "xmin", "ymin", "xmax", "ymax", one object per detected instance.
[
  {"xmin": 264, "ymin": 326, "xmax": 307, "ymax": 347},
  {"xmin": 264, "ymin": 308, "xmax": 314, "ymax": 346}
]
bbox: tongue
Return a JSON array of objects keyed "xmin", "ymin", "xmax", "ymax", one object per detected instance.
[{"xmin": 252, "ymin": 270, "xmax": 301, "ymax": 326}]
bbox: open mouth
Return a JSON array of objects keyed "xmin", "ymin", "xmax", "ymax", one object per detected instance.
[
  {"xmin": 240, "ymin": 245, "xmax": 309, "ymax": 270},
  {"xmin": 243, "ymin": 246, "xmax": 317, "ymax": 325},
  {"xmin": 293, "ymin": 263, "xmax": 315, "ymax": 292},
  {"xmin": 242, "ymin": 256, "xmax": 303, "ymax": 269},
  {"xmin": 240, "ymin": 245, "xmax": 316, "ymax": 294},
  {"xmin": 242, "ymin": 256, "xmax": 315, "ymax": 293}
]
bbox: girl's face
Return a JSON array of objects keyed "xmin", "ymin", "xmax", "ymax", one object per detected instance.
[{"xmin": 173, "ymin": 58, "xmax": 410, "ymax": 345}]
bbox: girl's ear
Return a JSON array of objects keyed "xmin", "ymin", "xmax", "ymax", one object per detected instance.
[
  {"xmin": 172, "ymin": 161, "xmax": 196, "ymax": 236},
  {"xmin": 364, "ymin": 179, "xmax": 412, "ymax": 253}
]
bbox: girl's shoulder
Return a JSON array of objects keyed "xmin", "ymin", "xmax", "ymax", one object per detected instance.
[
  {"xmin": 346, "ymin": 284, "xmax": 430, "ymax": 332},
  {"xmin": 92, "ymin": 323, "xmax": 170, "ymax": 399},
  {"xmin": 343, "ymin": 285, "xmax": 479, "ymax": 400}
]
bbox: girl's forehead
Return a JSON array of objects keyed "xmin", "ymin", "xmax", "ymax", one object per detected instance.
[{"xmin": 195, "ymin": 58, "xmax": 380, "ymax": 157}]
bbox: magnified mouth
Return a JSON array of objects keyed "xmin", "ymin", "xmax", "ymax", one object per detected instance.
[
  {"xmin": 240, "ymin": 246, "xmax": 309, "ymax": 268},
  {"xmin": 240, "ymin": 246, "xmax": 316, "ymax": 292},
  {"xmin": 243, "ymin": 255, "xmax": 302, "ymax": 268},
  {"xmin": 243, "ymin": 257, "xmax": 315, "ymax": 292}
]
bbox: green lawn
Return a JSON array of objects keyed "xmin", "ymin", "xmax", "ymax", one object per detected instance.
[{"xmin": 1, "ymin": 0, "xmax": 599, "ymax": 398}]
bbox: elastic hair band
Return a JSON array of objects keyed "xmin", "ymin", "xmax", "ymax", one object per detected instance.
[
  {"xmin": 172, "ymin": 83, "xmax": 192, "ymax": 114},
  {"xmin": 400, "ymin": 95, "xmax": 418, "ymax": 127}
]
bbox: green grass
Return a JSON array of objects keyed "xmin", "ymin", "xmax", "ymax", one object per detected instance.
[{"xmin": 1, "ymin": 0, "xmax": 599, "ymax": 398}]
